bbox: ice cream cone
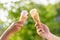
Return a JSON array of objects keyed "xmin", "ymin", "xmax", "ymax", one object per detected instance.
[
  {"xmin": 30, "ymin": 9, "xmax": 40, "ymax": 23},
  {"xmin": 19, "ymin": 10, "xmax": 28, "ymax": 23}
]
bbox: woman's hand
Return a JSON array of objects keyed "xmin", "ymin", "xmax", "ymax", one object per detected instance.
[
  {"xmin": 0, "ymin": 10, "xmax": 28, "ymax": 40},
  {"xmin": 35, "ymin": 23, "xmax": 60, "ymax": 40},
  {"xmin": 8, "ymin": 21, "xmax": 23, "ymax": 33},
  {"xmin": 0, "ymin": 21, "xmax": 23, "ymax": 40},
  {"xmin": 35, "ymin": 23, "xmax": 50, "ymax": 39}
]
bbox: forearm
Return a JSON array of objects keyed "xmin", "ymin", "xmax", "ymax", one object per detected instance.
[
  {"xmin": 0, "ymin": 29, "xmax": 13, "ymax": 40},
  {"xmin": 47, "ymin": 33, "xmax": 60, "ymax": 40}
]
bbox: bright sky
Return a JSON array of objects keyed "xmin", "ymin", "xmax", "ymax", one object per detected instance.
[
  {"xmin": 32, "ymin": 0, "xmax": 60, "ymax": 5},
  {"xmin": 0, "ymin": 9, "xmax": 8, "ymax": 22},
  {"xmin": 0, "ymin": 0, "xmax": 60, "ymax": 22},
  {"xmin": 0, "ymin": 0, "xmax": 19, "ymax": 3}
]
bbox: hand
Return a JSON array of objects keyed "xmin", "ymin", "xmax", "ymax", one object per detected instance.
[
  {"xmin": 35, "ymin": 23, "xmax": 60, "ymax": 40},
  {"xmin": 35, "ymin": 23, "xmax": 50, "ymax": 39},
  {"xmin": 7, "ymin": 21, "xmax": 23, "ymax": 33},
  {"xmin": 0, "ymin": 21, "xmax": 23, "ymax": 40}
]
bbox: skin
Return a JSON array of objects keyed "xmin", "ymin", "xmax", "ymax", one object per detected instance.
[
  {"xmin": 35, "ymin": 22, "xmax": 60, "ymax": 40},
  {"xmin": 0, "ymin": 21, "xmax": 60, "ymax": 40},
  {"xmin": 0, "ymin": 21, "xmax": 23, "ymax": 40},
  {"xmin": 0, "ymin": 11, "xmax": 28, "ymax": 40}
]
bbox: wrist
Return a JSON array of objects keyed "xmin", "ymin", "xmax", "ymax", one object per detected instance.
[
  {"xmin": 46, "ymin": 33, "xmax": 53, "ymax": 40},
  {"xmin": 46, "ymin": 33, "xmax": 60, "ymax": 40}
]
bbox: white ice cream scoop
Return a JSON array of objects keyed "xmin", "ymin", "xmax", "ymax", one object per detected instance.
[{"xmin": 21, "ymin": 10, "xmax": 28, "ymax": 16}]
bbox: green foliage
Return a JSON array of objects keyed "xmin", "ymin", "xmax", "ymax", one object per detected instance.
[
  {"xmin": 0, "ymin": 1, "xmax": 60, "ymax": 40},
  {"xmin": 0, "ymin": 3, "xmax": 3, "ymax": 8},
  {"xmin": 0, "ymin": 20, "xmax": 4, "ymax": 25},
  {"xmin": 0, "ymin": 3, "xmax": 6, "ymax": 10}
]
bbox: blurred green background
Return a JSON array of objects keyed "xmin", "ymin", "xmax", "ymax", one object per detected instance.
[{"xmin": 0, "ymin": 0, "xmax": 60, "ymax": 40}]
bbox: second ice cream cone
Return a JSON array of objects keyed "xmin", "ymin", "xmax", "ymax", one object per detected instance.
[{"xmin": 30, "ymin": 9, "xmax": 41, "ymax": 26}]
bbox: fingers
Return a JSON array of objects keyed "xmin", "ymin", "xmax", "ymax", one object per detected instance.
[
  {"xmin": 35, "ymin": 23, "xmax": 46, "ymax": 29},
  {"xmin": 35, "ymin": 22, "xmax": 42, "ymax": 29},
  {"xmin": 16, "ymin": 21, "xmax": 24, "ymax": 24},
  {"xmin": 35, "ymin": 23, "xmax": 40, "ymax": 29},
  {"xmin": 15, "ymin": 21, "xmax": 23, "ymax": 26},
  {"xmin": 35, "ymin": 22, "xmax": 50, "ymax": 34},
  {"xmin": 9, "ymin": 21, "xmax": 23, "ymax": 30},
  {"xmin": 37, "ymin": 27, "xmax": 45, "ymax": 35},
  {"xmin": 8, "ymin": 22, "xmax": 23, "ymax": 32},
  {"xmin": 35, "ymin": 23, "xmax": 44, "ymax": 33}
]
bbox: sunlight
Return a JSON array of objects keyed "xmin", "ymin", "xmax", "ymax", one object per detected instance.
[
  {"xmin": 0, "ymin": 0, "xmax": 59, "ymax": 22},
  {"xmin": 0, "ymin": 0, "xmax": 19, "ymax": 3},
  {"xmin": 0, "ymin": 9, "xmax": 8, "ymax": 22},
  {"xmin": 32, "ymin": 0, "xmax": 60, "ymax": 5}
]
